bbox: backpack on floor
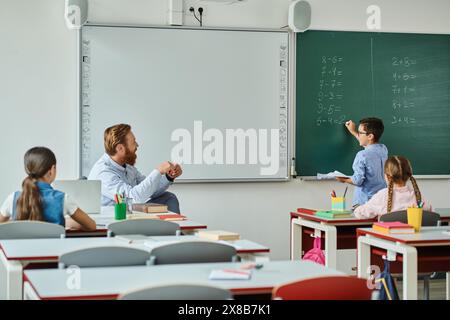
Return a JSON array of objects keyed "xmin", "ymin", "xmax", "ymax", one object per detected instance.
[
  {"xmin": 302, "ymin": 237, "xmax": 326, "ymax": 265},
  {"xmin": 376, "ymin": 258, "xmax": 400, "ymax": 300}
]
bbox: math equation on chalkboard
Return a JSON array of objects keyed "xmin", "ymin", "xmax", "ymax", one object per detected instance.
[
  {"xmin": 315, "ymin": 55, "xmax": 346, "ymax": 126},
  {"xmin": 390, "ymin": 56, "xmax": 418, "ymax": 126}
]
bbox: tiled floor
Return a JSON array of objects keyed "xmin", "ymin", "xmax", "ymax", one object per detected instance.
[{"xmin": 396, "ymin": 278, "xmax": 447, "ymax": 300}]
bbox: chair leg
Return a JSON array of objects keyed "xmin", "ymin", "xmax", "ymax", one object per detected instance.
[
  {"xmin": 446, "ymin": 272, "xmax": 449, "ymax": 300},
  {"xmin": 423, "ymin": 276, "xmax": 430, "ymax": 300}
]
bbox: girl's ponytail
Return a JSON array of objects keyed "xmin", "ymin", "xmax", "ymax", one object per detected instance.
[
  {"xmin": 387, "ymin": 180, "xmax": 394, "ymax": 213},
  {"xmin": 16, "ymin": 175, "xmax": 43, "ymax": 220},
  {"xmin": 409, "ymin": 175, "xmax": 422, "ymax": 205}
]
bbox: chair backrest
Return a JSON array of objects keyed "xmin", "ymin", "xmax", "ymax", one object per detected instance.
[
  {"xmin": 379, "ymin": 210, "xmax": 440, "ymax": 226},
  {"xmin": 149, "ymin": 241, "xmax": 238, "ymax": 265},
  {"xmin": 272, "ymin": 276, "xmax": 373, "ymax": 300},
  {"xmin": 0, "ymin": 221, "xmax": 65, "ymax": 239},
  {"xmin": 118, "ymin": 284, "xmax": 232, "ymax": 300},
  {"xmin": 107, "ymin": 219, "xmax": 180, "ymax": 237},
  {"xmin": 58, "ymin": 246, "xmax": 151, "ymax": 268}
]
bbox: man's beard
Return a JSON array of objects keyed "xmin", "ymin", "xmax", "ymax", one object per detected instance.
[{"xmin": 124, "ymin": 146, "xmax": 137, "ymax": 166}]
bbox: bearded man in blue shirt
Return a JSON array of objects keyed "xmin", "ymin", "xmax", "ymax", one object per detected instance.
[{"xmin": 88, "ymin": 124, "xmax": 182, "ymax": 213}]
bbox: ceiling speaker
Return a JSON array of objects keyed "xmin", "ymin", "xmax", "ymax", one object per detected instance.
[{"xmin": 288, "ymin": 1, "xmax": 311, "ymax": 33}]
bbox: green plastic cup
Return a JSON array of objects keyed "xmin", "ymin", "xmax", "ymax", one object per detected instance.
[{"xmin": 114, "ymin": 203, "xmax": 127, "ymax": 220}]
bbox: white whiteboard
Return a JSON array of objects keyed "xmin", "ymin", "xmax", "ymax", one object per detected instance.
[{"xmin": 80, "ymin": 25, "xmax": 289, "ymax": 181}]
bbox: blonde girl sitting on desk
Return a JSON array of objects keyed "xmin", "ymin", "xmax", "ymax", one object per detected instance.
[
  {"xmin": 354, "ymin": 155, "xmax": 431, "ymax": 219},
  {"xmin": 0, "ymin": 147, "xmax": 96, "ymax": 231}
]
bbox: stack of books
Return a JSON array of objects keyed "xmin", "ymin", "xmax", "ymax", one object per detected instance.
[
  {"xmin": 127, "ymin": 212, "xmax": 159, "ymax": 220},
  {"xmin": 197, "ymin": 230, "xmax": 240, "ymax": 241},
  {"xmin": 132, "ymin": 203, "xmax": 168, "ymax": 213},
  {"xmin": 314, "ymin": 210, "xmax": 353, "ymax": 219},
  {"xmin": 372, "ymin": 222, "xmax": 415, "ymax": 234}
]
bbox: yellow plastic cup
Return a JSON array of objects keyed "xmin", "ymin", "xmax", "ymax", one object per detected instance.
[
  {"xmin": 331, "ymin": 197, "xmax": 346, "ymax": 212},
  {"xmin": 407, "ymin": 207, "xmax": 423, "ymax": 232}
]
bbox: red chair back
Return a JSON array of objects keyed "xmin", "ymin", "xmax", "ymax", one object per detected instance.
[{"xmin": 272, "ymin": 276, "xmax": 373, "ymax": 300}]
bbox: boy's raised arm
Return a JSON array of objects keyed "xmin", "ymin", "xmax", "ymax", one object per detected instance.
[{"xmin": 345, "ymin": 120, "xmax": 359, "ymax": 139}]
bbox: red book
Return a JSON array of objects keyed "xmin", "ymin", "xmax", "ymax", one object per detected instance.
[
  {"xmin": 373, "ymin": 222, "xmax": 415, "ymax": 234},
  {"xmin": 373, "ymin": 222, "xmax": 413, "ymax": 229},
  {"xmin": 157, "ymin": 214, "xmax": 187, "ymax": 221},
  {"xmin": 297, "ymin": 208, "xmax": 317, "ymax": 215}
]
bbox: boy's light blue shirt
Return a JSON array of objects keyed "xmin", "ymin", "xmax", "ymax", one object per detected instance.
[
  {"xmin": 88, "ymin": 153, "xmax": 172, "ymax": 206},
  {"xmin": 351, "ymin": 143, "xmax": 388, "ymax": 206}
]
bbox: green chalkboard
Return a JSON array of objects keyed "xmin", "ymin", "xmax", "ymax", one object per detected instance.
[{"xmin": 296, "ymin": 31, "xmax": 450, "ymax": 176}]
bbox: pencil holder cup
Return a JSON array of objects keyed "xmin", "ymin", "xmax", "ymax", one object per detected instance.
[
  {"xmin": 331, "ymin": 197, "xmax": 346, "ymax": 212},
  {"xmin": 407, "ymin": 207, "xmax": 423, "ymax": 232},
  {"xmin": 114, "ymin": 203, "xmax": 127, "ymax": 220}
]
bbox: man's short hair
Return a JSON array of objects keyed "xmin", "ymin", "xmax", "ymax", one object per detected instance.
[
  {"xmin": 104, "ymin": 124, "xmax": 131, "ymax": 156},
  {"xmin": 359, "ymin": 117, "xmax": 384, "ymax": 142}
]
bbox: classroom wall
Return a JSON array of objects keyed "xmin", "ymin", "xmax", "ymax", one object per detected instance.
[
  {"xmin": 0, "ymin": 1, "xmax": 78, "ymax": 197},
  {"xmin": 1, "ymin": 0, "xmax": 449, "ymax": 259}
]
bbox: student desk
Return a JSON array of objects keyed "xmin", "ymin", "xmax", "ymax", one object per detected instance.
[
  {"xmin": 357, "ymin": 226, "xmax": 450, "ymax": 300},
  {"xmin": 66, "ymin": 207, "xmax": 207, "ymax": 237},
  {"xmin": 22, "ymin": 260, "xmax": 345, "ymax": 300},
  {"xmin": 435, "ymin": 208, "xmax": 450, "ymax": 225},
  {"xmin": 290, "ymin": 209, "xmax": 376, "ymax": 272},
  {"xmin": 0, "ymin": 236, "xmax": 269, "ymax": 300}
]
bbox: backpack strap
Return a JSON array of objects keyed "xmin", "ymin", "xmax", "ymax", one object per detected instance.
[{"xmin": 313, "ymin": 237, "xmax": 322, "ymax": 249}]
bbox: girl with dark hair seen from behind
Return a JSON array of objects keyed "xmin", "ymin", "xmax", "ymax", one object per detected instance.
[{"xmin": 0, "ymin": 147, "xmax": 96, "ymax": 230}]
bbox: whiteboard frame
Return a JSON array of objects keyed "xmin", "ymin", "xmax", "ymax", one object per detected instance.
[{"xmin": 77, "ymin": 23, "xmax": 293, "ymax": 183}]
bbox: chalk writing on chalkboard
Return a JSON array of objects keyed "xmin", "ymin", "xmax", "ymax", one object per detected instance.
[
  {"xmin": 316, "ymin": 55, "xmax": 346, "ymax": 126},
  {"xmin": 390, "ymin": 56, "xmax": 417, "ymax": 126}
]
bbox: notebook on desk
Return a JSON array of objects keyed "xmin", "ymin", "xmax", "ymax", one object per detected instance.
[
  {"xmin": 314, "ymin": 211, "xmax": 353, "ymax": 219},
  {"xmin": 198, "ymin": 230, "xmax": 240, "ymax": 241},
  {"xmin": 209, "ymin": 269, "xmax": 252, "ymax": 280}
]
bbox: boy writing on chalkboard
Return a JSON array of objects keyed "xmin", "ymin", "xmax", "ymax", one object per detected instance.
[{"xmin": 336, "ymin": 118, "xmax": 388, "ymax": 209}]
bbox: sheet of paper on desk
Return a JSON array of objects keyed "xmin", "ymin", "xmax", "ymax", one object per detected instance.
[
  {"xmin": 317, "ymin": 170, "xmax": 350, "ymax": 180},
  {"xmin": 209, "ymin": 269, "xmax": 252, "ymax": 280},
  {"xmin": 115, "ymin": 234, "xmax": 150, "ymax": 243}
]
